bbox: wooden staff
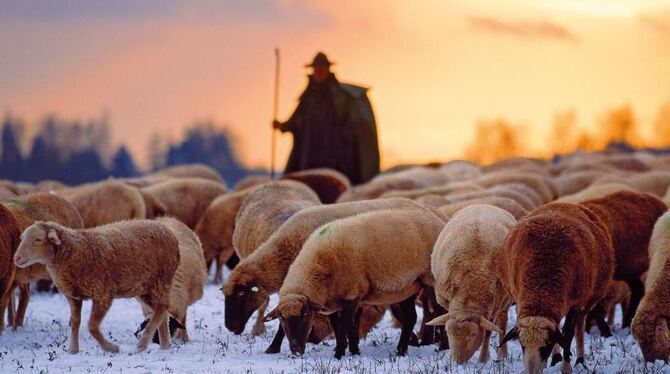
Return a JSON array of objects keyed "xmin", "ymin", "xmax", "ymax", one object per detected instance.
[{"xmin": 271, "ymin": 48, "xmax": 280, "ymax": 179}]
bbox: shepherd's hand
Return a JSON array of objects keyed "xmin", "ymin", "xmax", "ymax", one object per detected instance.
[{"xmin": 272, "ymin": 120, "xmax": 282, "ymax": 130}]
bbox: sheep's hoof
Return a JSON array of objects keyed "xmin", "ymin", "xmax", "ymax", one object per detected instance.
[
  {"xmin": 408, "ymin": 333, "xmax": 420, "ymax": 347},
  {"xmin": 251, "ymin": 324, "xmax": 266, "ymax": 336},
  {"xmin": 350, "ymin": 347, "xmax": 361, "ymax": 355},
  {"xmin": 396, "ymin": 346, "xmax": 408, "ymax": 357},
  {"xmin": 68, "ymin": 346, "xmax": 79, "ymax": 354},
  {"xmin": 551, "ymin": 353, "xmax": 562, "ymax": 366},
  {"xmin": 265, "ymin": 345, "xmax": 280, "ymax": 354},
  {"xmin": 334, "ymin": 350, "xmax": 345, "ymax": 360},
  {"xmin": 561, "ymin": 360, "xmax": 573, "ymax": 374},
  {"xmin": 102, "ymin": 343, "xmax": 120, "ymax": 353},
  {"xmin": 574, "ymin": 357, "xmax": 588, "ymax": 371}
]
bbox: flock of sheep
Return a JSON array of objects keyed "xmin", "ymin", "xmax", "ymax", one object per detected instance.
[{"xmin": 2, "ymin": 152, "xmax": 670, "ymax": 373}]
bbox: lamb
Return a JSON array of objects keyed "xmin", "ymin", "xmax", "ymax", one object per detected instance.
[
  {"xmin": 4, "ymin": 193, "xmax": 85, "ymax": 328},
  {"xmin": 427, "ymin": 205, "xmax": 516, "ymax": 364},
  {"xmin": 136, "ymin": 217, "xmax": 206, "ymax": 342},
  {"xmin": 282, "ymin": 168, "xmax": 351, "ymax": 203},
  {"xmin": 232, "ymin": 181, "xmax": 320, "ymax": 259},
  {"xmin": 498, "ymin": 203, "xmax": 614, "ymax": 374},
  {"xmin": 557, "ymin": 183, "xmax": 632, "ymax": 204},
  {"xmin": 59, "ymin": 180, "xmax": 146, "ymax": 227},
  {"xmin": 264, "ymin": 208, "xmax": 445, "ymax": 358},
  {"xmin": 0, "ymin": 205, "xmax": 20, "ymax": 333},
  {"xmin": 580, "ymin": 190, "xmax": 667, "ymax": 327},
  {"xmin": 194, "ymin": 186, "xmax": 260, "ymax": 283},
  {"xmin": 438, "ymin": 196, "xmax": 528, "ymax": 220},
  {"xmin": 141, "ymin": 177, "xmax": 228, "ymax": 229},
  {"xmin": 223, "ymin": 198, "xmax": 424, "ymax": 342},
  {"xmin": 13, "ymin": 220, "xmax": 180, "ymax": 353},
  {"xmin": 475, "ymin": 172, "xmax": 556, "ymax": 203},
  {"xmin": 631, "ymin": 211, "xmax": 670, "ymax": 362}
]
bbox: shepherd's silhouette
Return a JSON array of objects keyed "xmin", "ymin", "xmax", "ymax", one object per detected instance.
[{"xmin": 273, "ymin": 52, "xmax": 380, "ymax": 185}]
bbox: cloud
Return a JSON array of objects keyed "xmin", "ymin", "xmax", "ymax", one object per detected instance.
[{"xmin": 467, "ymin": 15, "xmax": 579, "ymax": 43}]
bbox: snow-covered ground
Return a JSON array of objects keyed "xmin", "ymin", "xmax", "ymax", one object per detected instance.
[{"xmin": 1, "ymin": 283, "xmax": 668, "ymax": 373}]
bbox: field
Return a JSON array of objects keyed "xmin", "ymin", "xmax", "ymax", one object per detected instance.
[{"xmin": 1, "ymin": 276, "xmax": 667, "ymax": 374}]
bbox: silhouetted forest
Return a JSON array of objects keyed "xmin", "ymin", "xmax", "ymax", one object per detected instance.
[{"xmin": 0, "ymin": 115, "xmax": 267, "ymax": 186}]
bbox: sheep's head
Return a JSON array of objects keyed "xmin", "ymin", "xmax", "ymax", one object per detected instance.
[
  {"xmin": 264, "ymin": 294, "xmax": 320, "ymax": 356},
  {"xmin": 14, "ymin": 222, "xmax": 62, "ymax": 268},
  {"xmin": 427, "ymin": 313, "xmax": 501, "ymax": 364},
  {"xmin": 221, "ymin": 267, "xmax": 267, "ymax": 334},
  {"xmin": 135, "ymin": 315, "xmax": 186, "ymax": 343},
  {"xmin": 139, "ymin": 190, "xmax": 167, "ymax": 219},
  {"xmin": 500, "ymin": 316, "xmax": 561, "ymax": 374},
  {"xmin": 632, "ymin": 310, "xmax": 670, "ymax": 362}
]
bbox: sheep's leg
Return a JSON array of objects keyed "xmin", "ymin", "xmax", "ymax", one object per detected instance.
[
  {"xmin": 157, "ymin": 312, "xmax": 171, "ymax": 349},
  {"xmin": 177, "ymin": 310, "xmax": 189, "ymax": 342},
  {"xmin": 419, "ymin": 288, "xmax": 436, "ymax": 345},
  {"xmin": 434, "ymin": 302, "xmax": 449, "ymax": 351},
  {"xmin": 14, "ymin": 283, "xmax": 30, "ymax": 328},
  {"xmin": 390, "ymin": 303, "xmax": 420, "ymax": 346},
  {"xmin": 67, "ymin": 297, "xmax": 82, "ymax": 354},
  {"xmin": 559, "ymin": 310, "xmax": 577, "ymax": 374},
  {"xmin": 396, "ymin": 294, "xmax": 418, "ymax": 356},
  {"xmin": 340, "ymin": 299, "xmax": 361, "ymax": 356},
  {"xmin": 623, "ymin": 278, "xmax": 644, "ymax": 328},
  {"xmin": 574, "ymin": 313, "xmax": 587, "ymax": 369},
  {"xmin": 550, "ymin": 343, "xmax": 562, "ymax": 366},
  {"xmin": 496, "ymin": 310, "xmax": 508, "ymax": 359},
  {"xmin": 329, "ymin": 312, "xmax": 348, "ymax": 359},
  {"xmin": 606, "ymin": 305, "xmax": 615, "ymax": 326},
  {"xmin": 89, "ymin": 298, "xmax": 119, "ymax": 353},
  {"xmin": 479, "ymin": 329, "xmax": 492, "ymax": 363},
  {"xmin": 265, "ymin": 325, "xmax": 285, "ymax": 354},
  {"xmin": 138, "ymin": 303, "xmax": 169, "ymax": 351},
  {"xmin": 0, "ymin": 275, "xmax": 14, "ymax": 334},
  {"xmin": 213, "ymin": 259, "xmax": 224, "ymax": 284},
  {"xmin": 7, "ymin": 285, "xmax": 15, "ymax": 328},
  {"xmin": 251, "ymin": 297, "xmax": 268, "ymax": 336}
]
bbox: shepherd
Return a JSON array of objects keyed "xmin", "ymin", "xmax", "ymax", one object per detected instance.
[{"xmin": 272, "ymin": 52, "xmax": 380, "ymax": 185}]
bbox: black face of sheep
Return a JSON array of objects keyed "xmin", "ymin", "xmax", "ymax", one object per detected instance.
[
  {"xmin": 223, "ymin": 285, "xmax": 266, "ymax": 334},
  {"xmin": 264, "ymin": 302, "xmax": 317, "ymax": 356},
  {"xmin": 135, "ymin": 316, "xmax": 186, "ymax": 344},
  {"xmin": 500, "ymin": 324, "xmax": 562, "ymax": 374},
  {"xmin": 635, "ymin": 317, "xmax": 670, "ymax": 362}
]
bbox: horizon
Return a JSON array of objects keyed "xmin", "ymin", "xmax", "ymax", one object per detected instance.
[{"xmin": 1, "ymin": 0, "xmax": 669, "ymax": 169}]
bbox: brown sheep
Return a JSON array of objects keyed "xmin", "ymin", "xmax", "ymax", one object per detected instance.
[
  {"xmin": 282, "ymin": 168, "xmax": 351, "ymax": 203},
  {"xmin": 137, "ymin": 217, "xmax": 206, "ymax": 343},
  {"xmin": 194, "ymin": 186, "xmax": 260, "ymax": 283},
  {"xmin": 551, "ymin": 170, "xmax": 607, "ymax": 197},
  {"xmin": 59, "ymin": 180, "xmax": 146, "ymax": 227},
  {"xmin": 438, "ymin": 196, "xmax": 528, "ymax": 220},
  {"xmin": 446, "ymin": 186, "xmax": 537, "ymax": 211},
  {"xmin": 265, "ymin": 209, "xmax": 445, "ymax": 358},
  {"xmin": 136, "ymin": 188, "xmax": 167, "ymax": 219},
  {"xmin": 336, "ymin": 178, "xmax": 424, "ymax": 202},
  {"xmin": 223, "ymin": 198, "xmax": 424, "ymax": 343},
  {"xmin": 4, "ymin": 193, "xmax": 85, "ymax": 328},
  {"xmin": 233, "ymin": 175, "xmax": 271, "ymax": 191},
  {"xmin": 379, "ymin": 182, "xmax": 482, "ymax": 200},
  {"xmin": 0, "ymin": 186, "xmax": 16, "ymax": 201},
  {"xmin": 14, "ymin": 220, "xmax": 180, "ymax": 353},
  {"xmin": 149, "ymin": 163, "xmax": 224, "ymax": 183},
  {"xmin": 580, "ymin": 190, "xmax": 667, "ymax": 327},
  {"xmin": 142, "ymin": 178, "xmax": 228, "ymax": 229},
  {"xmin": 0, "ymin": 205, "xmax": 20, "ymax": 333},
  {"xmin": 557, "ymin": 183, "xmax": 632, "ymax": 204},
  {"xmin": 631, "ymin": 211, "xmax": 670, "ymax": 362},
  {"xmin": 232, "ymin": 181, "xmax": 320, "ymax": 259},
  {"xmin": 476, "ymin": 172, "xmax": 556, "ymax": 203},
  {"xmin": 585, "ymin": 281, "xmax": 630, "ymax": 337},
  {"xmin": 498, "ymin": 203, "xmax": 614, "ymax": 373}
]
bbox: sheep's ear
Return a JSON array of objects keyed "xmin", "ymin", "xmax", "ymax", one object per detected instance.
[
  {"xmin": 479, "ymin": 315, "xmax": 503, "ymax": 333},
  {"xmin": 426, "ymin": 313, "xmax": 449, "ymax": 326},
  {"xmin": 499, "ymin": 326, "xmax": 519, "ymax": 347},
  {"xmin": 263, "ymin": 308, "xmax": 279, "ymax": 322},
  {"xmin": 47, "ymin": 228, "xmax": 61, "ymax": 246}
]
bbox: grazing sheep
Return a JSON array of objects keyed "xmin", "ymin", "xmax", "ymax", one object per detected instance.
[
  {"xmin": 498, "ymin": 203, "xmax": 614, "ymax": 374},
  {"xmin": 264, "ymin": 209, "xmax": 445, "ymax": 358},
  {"xmin": 223, "ymin": 198, "xmax": 424, "ymax": 342},
  {"xmin": 142, "ymin": 178, "xmax": 228, "ymax": 229},
  {"xmin": 0, "ymin": 186, "xmax": 16, "ymax": 201},
  {"xmin": 427, "ymin": 205, "xmax": 516, "ymax": 364},
  {"xmin": 136, "ymin": 188, "xmax": 167, "ymax": 219},
  {"xmin": 476, "ymin": 172, "xmax": 556, "ymax": 203},
  {"xmin": 372, "ymin": 166, "xmax": 450, "ymax": 187},
  {"xmin": 149, "ymin": 164, "xmax": 224, "ymax": 183},
  {"xmin": 585, "ymin": 281, "xmax": 630, "ymax": 337},
  {"xmin": 282, "ymin": 168, "xmax": 351, "ymax": 203},
  {"xmin": 13, "ymin": 220, "xmax": 180, "ymax": 353},
  {"xmin": 438, "ymin": 196, "xmax": 528, "ymax": 220},
  {"xmin": 233, "ymin": 175, "xmax": 271, "ymax": 191},
  {"xmin": 33, "ymin": 180, "xmax": 68, "ymax": 193},
  {"xmin": 194, "ymin": 186, "xmax": 260, "ymax": 283},
  {"xmin": 551, "ymin": 171, "xmax": 607, "ymax": 197},
  {"xmin": 336, "ymin": 178, "xmax": 423, "ymax": 202},
  {"xmin": 580, "ymin": 190, "xmax": 667, "ymax": 328},
  {"xmin": 446, "ymin": 186, "xmax": 537, "ymax": 212},
  {"xmin": 632, "ymin": 211, "xmax": 670, "ymax": 362},
  {"xmin": 0, "ymin": 205, "xmax": 20, "ymax": 333},
  {"xmin": 137, "ymin": 218, "xmax": 206, "ymax": 342},
  {"xmin": 379, "ymin": 182, "xmax": 482, "ymax": 200},
  {"xmin": 557, "ymin": 183, "xmax": 632, "ymax": 204},
  {"xmin": 5, "ymin": 193, "xmax": 85, "ymax": 328},
  {"xmin": 628, "ymin": 171, "xmax": 670, "ymax": 197},
  {"xmin": 438, "ymin": 160, "xmax": 481, "ymax": 181},
  {"xmin": 413, "ymin": 194, "xmax": 450, "ymax": 208},
  {"xmin": 232, "ymin": 181, "xmax": 320, "ymax": 259},
  {"xmin": 59, "ymin": 180, "xmax": 146, "ymax": 227},
  {"xmin": 481, "ymin": 157, "xmax": 549, "ymax": 175}
]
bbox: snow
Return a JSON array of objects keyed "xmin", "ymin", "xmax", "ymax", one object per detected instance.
[{"xmin": 1, "ymin": 283, "xmax": 668, "ymax": 374}]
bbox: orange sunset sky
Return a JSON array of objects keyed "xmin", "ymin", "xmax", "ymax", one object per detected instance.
[{"xmin": 1, "ymin": 0, "xmax": 669, "ymax": 170}]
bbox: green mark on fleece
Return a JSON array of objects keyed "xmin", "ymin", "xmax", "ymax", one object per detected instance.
[
  {"xmin": 318, "ymin": 225, "xmax": 332, "ymax": 237},
  {"xmin": 4, "ymin": 198, "xmax": 27, "ymax": 206}
]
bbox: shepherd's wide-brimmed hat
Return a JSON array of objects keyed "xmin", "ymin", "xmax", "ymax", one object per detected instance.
[{"xmin": 305, "ymin": 52, "xmax": 334, "ymax": 68}]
